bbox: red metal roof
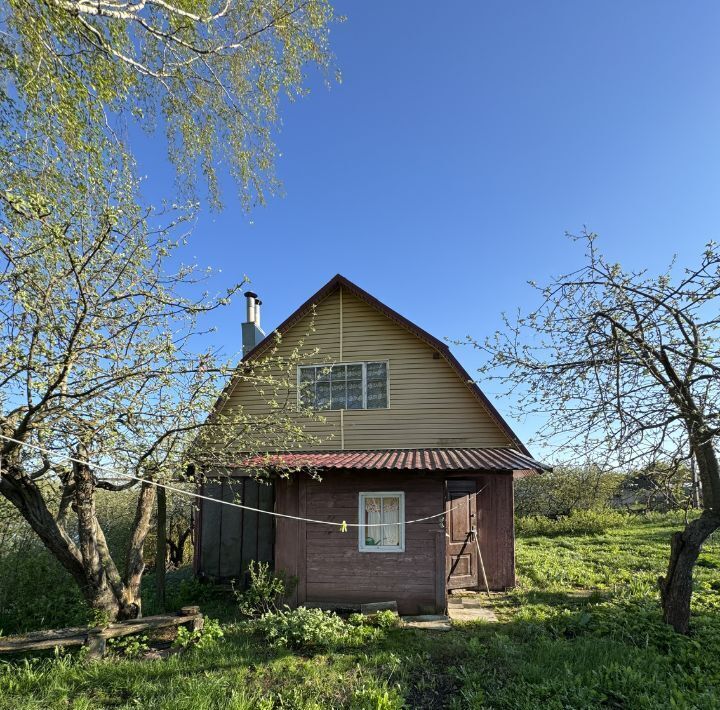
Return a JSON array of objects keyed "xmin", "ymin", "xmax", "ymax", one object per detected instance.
[{"xmin": 240, "ymin": 448, "xmax": 548, "ymax": 473}]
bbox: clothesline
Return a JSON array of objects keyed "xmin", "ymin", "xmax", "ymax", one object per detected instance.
[{"xmin": 0, "ymin": 434, "xmax": 485, "ymax": 529}]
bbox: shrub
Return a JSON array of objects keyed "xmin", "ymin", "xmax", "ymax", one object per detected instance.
[
  {"xmin": 517, "ymin": 509, "xmax": 627, "ymax": 537},
  {"xmin": 374, "ymin": 610, "xmax": 401, "ymax": 629},
  {"xmin": 234, "ymin": 561, "xmax": 296, "ymax": 617},
  {"xmin": 173, "ymin": 618, "xmax": 224, "ymax": 651},
  {"xmin": 107, "ymin": 634, "xmax": 150, "ymax": 659},
  {"xmin": 347, "ymin": 610, "xmax": 400, "ymax": 629},
  {"xmin": 251, "ymin": 607, "xmax": 375, "ymax": 650}
]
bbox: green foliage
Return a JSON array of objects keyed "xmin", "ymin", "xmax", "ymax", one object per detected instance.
[
  {"xmin": 346, "ymin": 609, "xmax": 400, "ymax": 629},
  {"xmin": 515, "ymin": 465, "xmax": 623, "ymax": 517},
  {"xmin": 233, "ymin": 560, "xmax": 295, "ymax": 617},
  {"xmin": 174, "ymin": 618, "xmax": 224, "ymax": 651},
  {"xmin": 1, "ymin": 0, "xmax": 336, "ymax": 209},
  {"xmin": 374, "ymin": 610, "xmax": 401, "ymax": 629},
  {"xmin": 250, "ymin": 606, "xmax": 376, "ymax": 651},
  {"xmin": 517, "ymin": 509, "xmax": 627, "ymax": 537},
  {"xmin": 107, "ymin": 634, "xmax": 150, "ymax": 660}
]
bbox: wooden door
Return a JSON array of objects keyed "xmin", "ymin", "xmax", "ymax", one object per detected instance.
[{"xmin": 445, "ymin": 480, "xmax": 478, "ymax": 590}]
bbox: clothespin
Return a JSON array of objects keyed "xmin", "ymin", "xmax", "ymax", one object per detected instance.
[{"xmin": 340, "ymin": 521, "xmax": 348, "ymax": 533}]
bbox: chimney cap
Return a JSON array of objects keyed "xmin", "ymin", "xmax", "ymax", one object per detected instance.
[{"xmin": 244, "ymin": 291, "xmax": 258, "ymax": 299}]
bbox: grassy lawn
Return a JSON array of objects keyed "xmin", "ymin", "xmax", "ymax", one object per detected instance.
[{"xmin": 1, "ymin": 512, "xmax": 719, "ymax": 709}]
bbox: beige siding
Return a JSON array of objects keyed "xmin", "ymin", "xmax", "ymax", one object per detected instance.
[{"xmin": 222, "ymin": 285, "xmax": 512, "ymax": 450}]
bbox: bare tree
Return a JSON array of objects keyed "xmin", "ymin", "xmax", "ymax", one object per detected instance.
[{"xmin": 468, "ymin": 233, "xmax": 720, "ymax": 633}]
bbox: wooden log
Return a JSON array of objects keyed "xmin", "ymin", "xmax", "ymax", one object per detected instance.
[
  {"xmin": 0, "ymin": 610, "xmax": 205, "ymax": 656},
  {"xmin": 0, "ymin": 627, "xmax": 89, "ymax": 653}
]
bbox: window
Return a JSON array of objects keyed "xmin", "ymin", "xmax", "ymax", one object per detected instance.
[
  {"xmin": 358, "ymin": 492, "xmax": 405, "ymax": 552},
  {"xmin": 298, "ymin": 361, "xmax": 388, "ymax": 410}
]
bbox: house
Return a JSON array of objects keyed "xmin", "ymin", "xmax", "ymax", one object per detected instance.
[{"xmin": 194, "ymin": 275, "xmax": 546, "ymax": 614}]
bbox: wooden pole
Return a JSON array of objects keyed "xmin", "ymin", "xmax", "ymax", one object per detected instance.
[
  {"xmin": 155, "ymin": 486, "xmax": 167, "ymax": 612},
  {"xmin": 473, "ymin": 530, "xmax": 491, "ymax": 597}
]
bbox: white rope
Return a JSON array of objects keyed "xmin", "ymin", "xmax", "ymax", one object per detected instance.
[{"xmin": 0, "ymin": 434, "xmax": 485, "ymax": 529}]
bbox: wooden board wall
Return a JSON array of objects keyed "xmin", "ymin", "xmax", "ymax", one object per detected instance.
[
  {"xmin": 275, "ymin": 470, "xmax": 447, "ymax": 615},
  {"xmin": 474, "ymin": 473, "xmax": 516, "ymax": 589},
  {"xmin": 196, "ymin": 477, "xmax": 275, "ymax": 584}
]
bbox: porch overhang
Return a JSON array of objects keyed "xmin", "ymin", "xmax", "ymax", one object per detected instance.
[{"xmin": 235, "ymin": 447, "xmax": 550, "ymax": 474}]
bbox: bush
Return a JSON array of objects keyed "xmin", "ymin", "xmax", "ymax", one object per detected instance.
[
  {"xmin": 517, "ymin": 509, "xmax": 627, "ymax": 537},
  {"xmin": 234, "ymin": 560, "xmax": 296, "ymax": 617},
  {"xmin": 347, "ymin": 610, "xmax": 400, "ymax": 629},
  {"xmin": 174, "ymin": 618, "xmax": 224, "ymax": 651},
  {"xmin": 251, "ymin": 607, "xmax": 375, "ymax": 650},
  {"xmin": 107, "ymin": 634, "xmax": 150, "ymax": 659},
  {"xmin": 374, "ymin": 610, "xmax": 401, "ymax": 629}
]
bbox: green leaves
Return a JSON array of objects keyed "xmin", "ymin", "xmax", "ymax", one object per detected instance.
[{"xmin": 1, "ymin": 0, "xmax": 335, "ymax": 211}]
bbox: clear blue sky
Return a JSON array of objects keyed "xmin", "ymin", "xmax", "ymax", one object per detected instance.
[{"xmin": 134, "ymin": 1, "xmax": 720, "ymax": 447}]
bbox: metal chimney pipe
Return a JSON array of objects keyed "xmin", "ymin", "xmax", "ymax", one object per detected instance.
[
  {"xmin": 244, "ymin": 291, "xmax": 258, "ymax": 325},
  {"xmin": 254, "ymin": 298, "xmax": 262, "ymax": 329}
]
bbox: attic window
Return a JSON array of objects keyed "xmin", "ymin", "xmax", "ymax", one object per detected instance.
[
  {"xmin": 298, "ymin": 362, "xmax": 388, "ymax": 410},
  {"xmin": 358, "ymin": 492, "xmax": 405, "ymax": 552}
]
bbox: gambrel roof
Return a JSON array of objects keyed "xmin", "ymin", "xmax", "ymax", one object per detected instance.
[{"xmin": 236, "ymin": 274, "xmax": 534, "ymax": 458}]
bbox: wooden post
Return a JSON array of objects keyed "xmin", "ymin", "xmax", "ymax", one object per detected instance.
[
  {"xmin": 84, "ymin": 633, "xmax": 106, "ymax": 660},
  {"xmin": 433, "ymin": 528, "xmax": 447, "ymax": 614},
  {"xmin": 156, "ymin": 486, "xmax": 167, "ymax": 612},
  {"xmin": 180, "ymin": 606, "xmax": 204, "ymax": 632},
  {"xmin": 473, "ymin": 531, "xmax": 491, "ymax": 596}
]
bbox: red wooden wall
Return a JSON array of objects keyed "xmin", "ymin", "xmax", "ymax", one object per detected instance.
[{"xmin": 274, "ymin": 468, "xmax": 516, "ymax": 613}]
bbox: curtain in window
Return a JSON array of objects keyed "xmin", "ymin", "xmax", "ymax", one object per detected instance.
[
  {"xmin": 366, "ymin": 362, "xmax": 388, "ymax": 408},
  {"xmin": 364, "ymin": 496, "xmax": 382, "ymax": 546},
  {"xmin": 381, "ymin": 496, "xmax": 400, "ymax": 546}
]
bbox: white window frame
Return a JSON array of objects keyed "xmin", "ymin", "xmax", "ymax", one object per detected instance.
[
  {"xmin": 358, "ymin": 491, "xmax": 405, "ymax": 553},
  {"xmin": 296, "ymin": 360, "xmax": 390, "ymax": 411}
]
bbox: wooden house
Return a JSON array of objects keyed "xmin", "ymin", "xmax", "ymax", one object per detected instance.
[{"xmin": 194, "ymin": 275, "xmax": 546, "ymax": 614}]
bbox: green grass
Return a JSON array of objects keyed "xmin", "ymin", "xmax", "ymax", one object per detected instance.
[{"xmin": 2, "ymin": 512, "xmax": 720, "ymax": 709}]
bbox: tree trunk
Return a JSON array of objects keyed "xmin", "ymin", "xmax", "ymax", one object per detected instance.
[
  {"xmin": 122, "ymin": 481, "xmax": 156, "ymax": 617},
  {"xmin": 0, "ymin": 453, "xmax": 146, "ymax": 623},
  {"xmin": 72, "ymin": 455, "xmax": 142, "ymax": 620},
  {"xmin": 659, "ymin": 510, "xmax": 720, "ymax": 633},
  {"xmin": 155, "ymin": 486, "xmax": 167, "ymax": 612}
]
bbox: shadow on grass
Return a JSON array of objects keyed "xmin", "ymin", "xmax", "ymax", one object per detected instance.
[{"xmin": 3, "ymin": 580, "xmax": 720, "ymax": 709}]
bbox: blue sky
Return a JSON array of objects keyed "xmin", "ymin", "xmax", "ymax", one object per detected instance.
[{"xmin": 134, "ymin": 1, "xmax": 720, "ymax": 447}]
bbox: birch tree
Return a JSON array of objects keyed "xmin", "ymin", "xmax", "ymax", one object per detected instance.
[
  {"xmin": 1, "ymin": 0, "xmax": 335, "ymax": 207},
  {"xmin": 468, "ymin": 234, "xmax": 720, "ymax": 633}
]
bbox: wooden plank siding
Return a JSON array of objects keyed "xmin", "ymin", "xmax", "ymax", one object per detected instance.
[
  {"xmin": 196, "ymin": 476, "xmax": 275, "ymax": 584},
  {"xmin": 275, "ymin": 470, "xmax": 447, "ymax": 615},
  {"xmin": 475, "ymin": 473, "xmax": 516, "ymax": 589},
  {"xmin": 223, "ymin": 286, "xmax": 514, "ymax": 451}
]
